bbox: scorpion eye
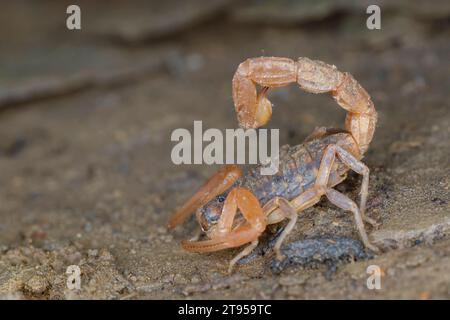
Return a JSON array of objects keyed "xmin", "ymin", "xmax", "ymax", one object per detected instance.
[{"xmin": 217, "ymin": 196, "xmax": 226, "ymax": 203}]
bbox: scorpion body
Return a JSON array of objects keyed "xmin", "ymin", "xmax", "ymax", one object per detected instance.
[
  {"xmin": 198, "ymin": 131, "xmax": 357, "ymax": 231},
  {"xmin": 168, "ymin": 57, "xmax": 379, "ymax": 273}
]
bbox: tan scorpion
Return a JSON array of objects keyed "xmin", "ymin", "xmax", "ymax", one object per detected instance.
[{"xmin": 168, "ymin": 57, "xmax": 379, "ymax": 273}]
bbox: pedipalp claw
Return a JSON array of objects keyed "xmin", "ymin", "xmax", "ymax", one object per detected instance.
[
  {"xmin": 168, "ymin": 165, "xmax": 242, "ymax": 229},
  {"xmin": 181, "ymin": 223, "xmax": 260, "ymax": 253}
]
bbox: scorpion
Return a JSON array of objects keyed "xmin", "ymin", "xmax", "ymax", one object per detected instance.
[{"xmin": 168, "ymin": 57, "xmax": 379, "ymax": 273}]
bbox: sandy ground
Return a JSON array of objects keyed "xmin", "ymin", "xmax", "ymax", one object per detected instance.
[{"xmin": 0, "ymin": 0, "xmax": 449, "ymax": 299}]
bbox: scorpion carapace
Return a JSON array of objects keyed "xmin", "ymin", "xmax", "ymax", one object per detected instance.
[{"xmin": 168, "ymin": 57, "xmax": 379, "ymax": 273}]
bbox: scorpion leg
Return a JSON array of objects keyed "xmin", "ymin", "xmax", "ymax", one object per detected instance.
[
  {"xmin": 167, "ymin": 164, "xmax": 242, "ymax": 229},
  {"xmin": 228, "ymin": 239, "xmax": 259, "ymax": 274},
  {"xmin": 333, "ymin": 145, "xmax": 379, "ymax": 227},
  {"xmin": 272, "ymin": 198, "xmax": 298, "ymax": 261},
  {"xmin": 326, "ymin": 189, "xmax": 379, "ymax": 253},
  {"xmin": 181, "ymin": 187, "xmax": 266, "ymax": 273},
  {"xmin": 264, "ymin": 189, "xmax": 324, "ymax": 259},
  {"xmin": 316, "ymin": 145, "xmax": 379, "ymax": 252}
]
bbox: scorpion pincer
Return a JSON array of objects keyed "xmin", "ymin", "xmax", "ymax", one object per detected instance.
[{"xmin": 168, "ymin": 57, "xmax": 379, "ymax": 273}]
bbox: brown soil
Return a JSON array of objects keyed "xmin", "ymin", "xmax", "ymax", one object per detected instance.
[{"xmin": 0, "ymin": 0, "xmax": 449, "ymax": 299}]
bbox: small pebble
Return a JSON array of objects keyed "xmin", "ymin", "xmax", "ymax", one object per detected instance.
[
  {"xmin": 24, "ymin": 275, "xmax": 49, "ymax": 295},
  {"xmin": 173, "ymin": 274, "xmax": 188, "ymax": 285},
  {"xmin": 88, "ymin": 249, "xmax": 98, "ymax": 257},
  {"xmin": 190, "ymin": 275, "xmax": 201, "ymax": 284}
]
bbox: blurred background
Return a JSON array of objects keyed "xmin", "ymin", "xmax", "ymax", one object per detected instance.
[{"xmin": 0, "ymin": 0, "xmax": 449, "ymax": 299}]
